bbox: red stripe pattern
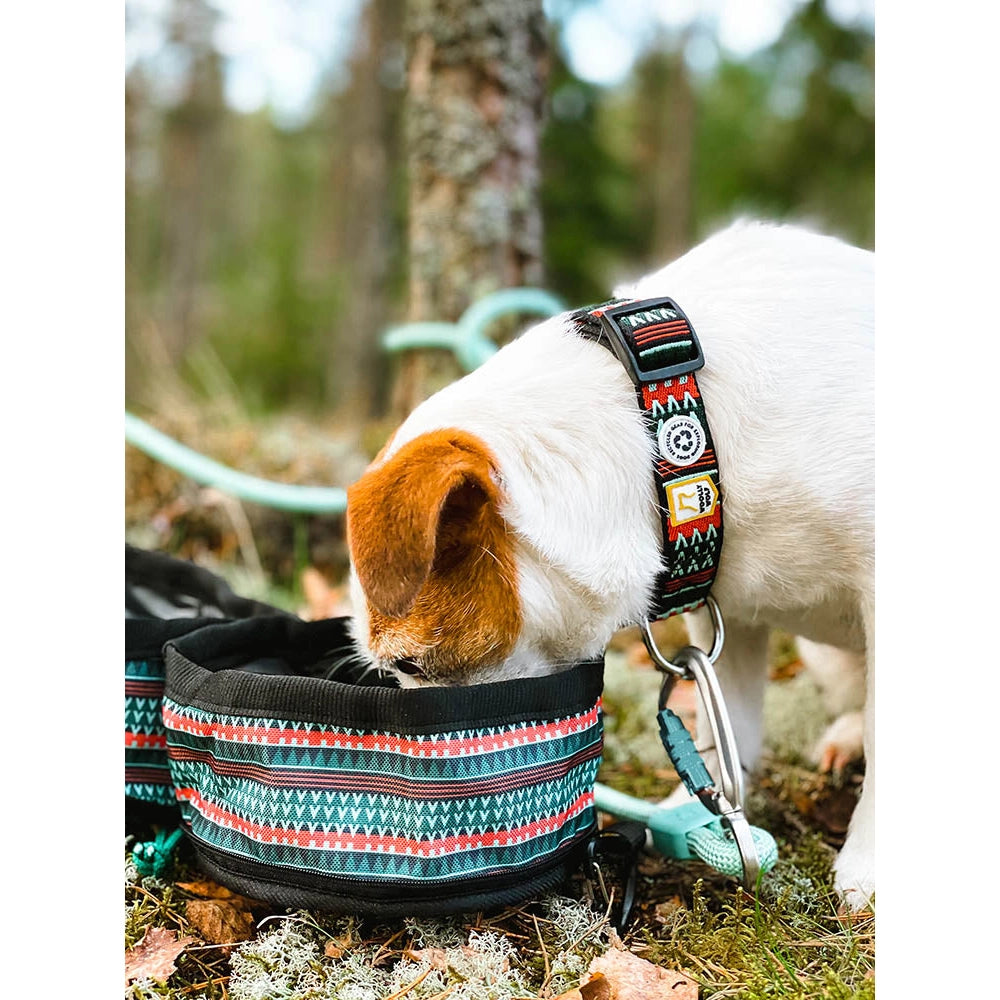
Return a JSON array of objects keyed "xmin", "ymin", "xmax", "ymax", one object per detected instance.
[{"xmin": 162, "ymin": 690, "xmax": 604, "ymax": 881}]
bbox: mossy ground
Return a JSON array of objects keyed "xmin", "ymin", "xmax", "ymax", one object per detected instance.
[{"xmin": 126, "ymin": 627, "xmax": 873, "ymax": 999}]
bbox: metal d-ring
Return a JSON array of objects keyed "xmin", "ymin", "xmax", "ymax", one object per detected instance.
[{"xmin": 641, "ymin": 594, "xmax": 725, "ymax": 676}]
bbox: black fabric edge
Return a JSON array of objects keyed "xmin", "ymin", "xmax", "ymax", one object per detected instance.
[
  {"xmin": 126, "ymin": 618, "xmax": 227, "ymax": 660},
  {"xmin": 185, "ymin": 825, "xmax": 593, "ymax": 916},
  {"xmin": 163, "ymin": 616, "xmax": 604, "ymax": 733},
  {"xmin": 125, "ymin": 545, "xmax": 287, "ymax": 619},
  {"xmin": 166, "ymin": 614, "xmax": 354, "ymax": 672}
]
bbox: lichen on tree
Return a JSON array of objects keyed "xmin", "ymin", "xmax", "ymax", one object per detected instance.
[{"xmin": 394, "ymin": 0, "xmax": 548, "ymax": 416}]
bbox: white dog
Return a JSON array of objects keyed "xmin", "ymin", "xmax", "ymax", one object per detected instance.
[{"xmin": 346, "ymin": 220, "xmax": 874, "ymax": 909}]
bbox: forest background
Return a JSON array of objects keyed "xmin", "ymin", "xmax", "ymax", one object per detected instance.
[
  {"xmin": 125, "ymin": 0, "xmax": 874, "ymax": 592},
  {"xmin": 125, "ymin": 0, "xmax": 874, "ymax": 415}
]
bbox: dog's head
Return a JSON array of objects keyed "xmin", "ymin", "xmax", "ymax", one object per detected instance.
[
  {"xmin": 345, "ymin": 320, "xmax": 662, "ymax": 687},
  {"xmin": 346, "ymin": 428, "xmax": 522, "ymax": 686}
]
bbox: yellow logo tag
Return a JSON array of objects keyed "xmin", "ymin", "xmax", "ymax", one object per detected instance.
[{"xmin": 666, "ymin": 475, "xmax": 719, "ymax": 525}]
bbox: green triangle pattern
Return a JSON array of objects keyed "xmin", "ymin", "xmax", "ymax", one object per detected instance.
[
  {"xmin": 172, "ymin": 756, "xmax": 598, "ymax": 837},
  {"xmin": 169, "ymin": 726, "xmax": 595, "ymax": 783},
  {"xmin": 180, "ymin": 801, "xmax": 597, "ymax": 882},
  {"xmin": 125, "ymin": 657, "xmax": 171, "ymax": 804},
  {"xmin": 126, "ymin": 782, "xmax": 177, "ymax": 807}
]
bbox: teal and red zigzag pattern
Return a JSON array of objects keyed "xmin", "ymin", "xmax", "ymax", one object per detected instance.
[
  {"xmin": 125, "ymin": 658, "xmax": 175, "ymax": 807},
  {"xmin": 163, "ymin": 697, "xmax": 603, "ymax": 882}
]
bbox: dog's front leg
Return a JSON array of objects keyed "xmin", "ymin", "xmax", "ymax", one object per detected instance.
[
  {"xmin": 659, "ymin": 613, "xmax": 770, "ymax": 807},
  {"xmin": 832, "ymin": 588, "xmax": 875, "ymax": 910}
]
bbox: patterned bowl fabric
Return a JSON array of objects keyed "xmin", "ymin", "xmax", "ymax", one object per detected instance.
[
  {"xmin": 126, "ymin": 618, "xmax": 222, "ymax": 807},
  {"xmin": 136, "ymin": 614, "xmax": 603, "ymax": 915},
  {"xmin": 125, "ymin": 544, "xmax": 290, "ymax": 810}
]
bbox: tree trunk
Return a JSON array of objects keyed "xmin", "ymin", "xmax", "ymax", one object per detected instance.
[
  {"xmin": 393, "ymin": 0, "xmax": 548, "ymax": 418},
  {"xmin": 326, "ymin": 0, "xmax": 405, "ymax": 420},
  {"xmin": 636, "ymin": 41, "xmax": 695, "ymax": 265},
  {"xmin": 159, "ymin": 0, "xmax": 225, "ymax": 364}
]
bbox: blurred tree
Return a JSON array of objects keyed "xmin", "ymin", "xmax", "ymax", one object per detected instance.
[
  {"xmin": 540, "ymin": 51, "xmax": 642, "ymax": 305},
  {"xmin": 634, "ymin": 33, "xmax": 696, "ymax": 264},
  {"xmin": 160, "ymin": 0, "xmax": 226, "ymax": 362},
  {"xmin": 198, "ymin": 114, "xmax": 340, "ymax": 413},
  {"xmin": 393, "ymin": 0, "xmax": 549, "ymax": 417},
  {"xmin": 124, "ymin": 0, "xmax": 873, "ymax": 419},
  {"xmin": 324, "ymin": 0, "xmax": 406, "ymax": 420},
  {"xmin": 693, "ymin": 0, "xmax": 874, "ymax": 247}
]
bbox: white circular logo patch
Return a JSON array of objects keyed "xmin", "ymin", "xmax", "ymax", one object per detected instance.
[{"xmin": 658, "ymin": 414, "xmax": 706, "ymax": 467}]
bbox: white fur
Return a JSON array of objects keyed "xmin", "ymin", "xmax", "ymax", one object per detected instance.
[{"xmin": 349, "ymin": 220, "xmax": 875, "ymax": 907}]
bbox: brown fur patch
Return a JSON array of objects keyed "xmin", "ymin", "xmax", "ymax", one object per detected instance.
[{"xmin": 346, "ymin": 429, "xmax": 521, "ymax": 681}]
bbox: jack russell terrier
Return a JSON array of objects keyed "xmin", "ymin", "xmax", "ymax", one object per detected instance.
[{"xmin": 345, "ymin": 220, "xmax": 875, "ymax": 909}]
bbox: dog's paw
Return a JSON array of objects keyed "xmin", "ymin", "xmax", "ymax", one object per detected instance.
[
  {"xmin": 833, "ymin": 806, "xmax": 875, "ymax": 912},
  {"xmin": 833, "ymin": 852, "xmax": 875, "ymax": 912},
  {"xmin": 813, "ymin": 711, "xmax": 865, "ymax": 773}
]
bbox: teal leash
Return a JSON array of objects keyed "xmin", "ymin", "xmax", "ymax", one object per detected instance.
[{"xmin": 594, "ymin": 601, "xmax": 779, "ymax": 889}]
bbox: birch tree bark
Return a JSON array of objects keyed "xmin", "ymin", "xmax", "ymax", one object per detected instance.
[{"xmin": 393, "ymin": 0, "xmax": 548, "ymax": 417}]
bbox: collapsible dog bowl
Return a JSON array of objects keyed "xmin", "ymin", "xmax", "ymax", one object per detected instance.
[
  {"xmin": 125, "ymin": 547, "xmax": 604, "ymax": 914},
  {"xmin": 160, "ymin": 616, "xmax": 604, "ymax": 915},
  {"xmin": 125, "ymin": 545, "xmax": 286, "ymax": 808}
]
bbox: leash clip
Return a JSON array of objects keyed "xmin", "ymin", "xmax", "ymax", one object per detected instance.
[{"xmin": 646, "ymin": 599, "xmax": 762, "ymax": 891}]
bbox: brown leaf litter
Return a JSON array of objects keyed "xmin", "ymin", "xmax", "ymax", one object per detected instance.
[{"xmin": 125, "ymin": 926, "xmax": 197, "ymax": 985}]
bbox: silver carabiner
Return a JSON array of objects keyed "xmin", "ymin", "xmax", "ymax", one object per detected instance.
[
  {"xmin": 643, "ymin": 597, "xmax": 762, "ymax": 890},
  {"xmin": 675, "ymin": 645, "xmax": 743, "ymax": 810},
  {"xmin": 677, "ymin": 645, "xmax": 761, "ymax": 890}
]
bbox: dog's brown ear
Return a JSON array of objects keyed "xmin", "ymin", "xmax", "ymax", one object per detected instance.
[{"xmin": 346, "ymin": 430, "xmax": 501, "ymax": 619}]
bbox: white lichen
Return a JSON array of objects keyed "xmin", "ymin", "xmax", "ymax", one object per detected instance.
[
  {"xmin": 228, "ymin": 919, "xmax": 326, "ymax": 1000},
  {"xmin": 228, "ymin": 913, "xmax": 537, "ymax": 1000}
]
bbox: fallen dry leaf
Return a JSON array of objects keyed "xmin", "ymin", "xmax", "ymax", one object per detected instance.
[
  {"xmin": 324, "ymin": 927, "xmax": 355, "ymax": 959},
  {"xmin": 811, "ymin": 785, "xmax": 858, "ymax": 837},
  {"xmin": 186, "ymin": 898, "xmax": 256, "ymax": 945},
  {"xmin": 552, "ymin": 971, "xmax": 613, "ymax": 1000},
  {"xmin": 125, "ymin": 926, "xmax": 196, "ymax": 985},
  {"xmin": 654, "ymin": 896, "xmax": 687, "ymax": 922},
  {"xmin": 769, "ymin": 656, "xmax": 804, "ymax": 681},
  {"xmin": 176, "ymin": 879, "xmax": 244, "ymax": 900},
  {"xmin": 587, "ymin": 948, "xmax": 698, "ymax": 1000},
  {"xmin": 177, "ymin": 878, "xmax": 260, "ymax": 945},
  {"xmin": 177, "ymin": 878, "xmax": 263, "ymax": 908}
]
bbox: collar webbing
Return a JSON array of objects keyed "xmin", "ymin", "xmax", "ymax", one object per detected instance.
[{"xmin": 572, "ymin": 297, "xmax": 724, "ymax": 621}]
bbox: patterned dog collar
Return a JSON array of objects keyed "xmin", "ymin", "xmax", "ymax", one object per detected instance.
[{"xmin": 573, "ymin": 297, "xmax": 723, "ymax": 620}]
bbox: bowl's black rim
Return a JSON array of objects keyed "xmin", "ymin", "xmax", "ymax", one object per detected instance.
[{"xmin": 163, "ymin": 615, "xmax": 605, "ymax": 734}]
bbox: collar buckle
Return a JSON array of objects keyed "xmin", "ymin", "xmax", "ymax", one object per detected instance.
[{"xmin": 597, "ymin": 296, "xmax": 705, "ymax": 385}]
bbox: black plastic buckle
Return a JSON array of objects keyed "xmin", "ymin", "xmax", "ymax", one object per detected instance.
[
  {"xmin": 586, "ymin": 820, "xmax": 646, "ymax": 933},
  {"xmin": 598, "ymin": 296, "xmax": 704, "ymax": 385}
]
